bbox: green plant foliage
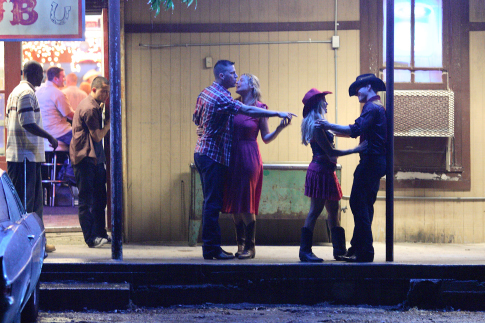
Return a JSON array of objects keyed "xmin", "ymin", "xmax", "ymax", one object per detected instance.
[{"xmin": 148, "ymin": 0, "xmax": 197, "ymax": 16}]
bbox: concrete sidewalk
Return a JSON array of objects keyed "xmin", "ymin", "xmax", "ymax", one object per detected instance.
[{"xmin": 45, "ymin": 232, "xmax": 485, "ymax": 265}]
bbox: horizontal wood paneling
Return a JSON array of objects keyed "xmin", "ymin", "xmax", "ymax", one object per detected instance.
[
  {"xmin": 123, "ymin": 0, "xmax": 485, "ymax": 245},
  {"xmin": 125, "ymin": 29, "xmax": 361, "ymax": 242},
  {"xmin": 470, "ymin": 0, "xmax": 485, "ymax": 22}
]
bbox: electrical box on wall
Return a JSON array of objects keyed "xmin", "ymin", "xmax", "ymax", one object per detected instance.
[
  {"xmin": 205, "ymin": 57, "xmax": 213, "ymax": 68},
  {"xmin": 332, "ymin": 36, "xmax": 340, "ymax": 49}
]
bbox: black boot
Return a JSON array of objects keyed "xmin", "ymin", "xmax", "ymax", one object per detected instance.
[
  {"xmin": 299, "ymin": 227, "xmax": 323, "ymax": 262},
  {"xmin": 238, "ymin": 221, "xmax": 256, "ymax": 259},
  {"xmin": 331, "ymin": 227, "xmax": 347, "ymax": 260},
  {"xmin": 234, "ymin": 221, "xmax": 245, "ymax": 257}
]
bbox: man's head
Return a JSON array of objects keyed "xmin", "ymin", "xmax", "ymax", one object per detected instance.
[
  {"xmin": 66, "ymin": 73, "xmax": 78, "ymax": 87},
  {"xmin": 348, "ymin": 73, "xmax": 386, "ymax": 103},
  {"xmin": 46, "ymin": 66, "xmax": 65, "ymax": 88},
  {"xmin": 213, "ymin": 60, "xmax": 238, "ymax": 89},
  {"xmin": 23, "ymin": 60, "xmax": 44, "ymax": 87},
  {"xmin": 90, "ymin": 76, "xmax": 110, "ymax": 103}
]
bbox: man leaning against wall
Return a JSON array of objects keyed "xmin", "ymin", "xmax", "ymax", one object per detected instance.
[{"xmin": 70, "ymin": 76, "xmax": 111, "ymax": 248}]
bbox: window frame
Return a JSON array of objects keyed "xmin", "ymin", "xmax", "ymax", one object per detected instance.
[
  {"xmin": 379, "ymin": 0, "xmax": 450, "ymax": 91},
  {"xmin": 360, "ymin": 0, "xmax": 471, "ymax": 190}
]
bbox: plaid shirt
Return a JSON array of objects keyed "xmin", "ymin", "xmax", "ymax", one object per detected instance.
[{"xmin": 193, "ymin": 82, "xmax": 242, "ymax": 166}]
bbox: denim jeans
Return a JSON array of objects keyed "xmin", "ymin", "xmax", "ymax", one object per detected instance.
[
  {"xmin": 73, "ymin": 158, "xmax": 108, "ymax": 246},
  {"xmin": 57, "ymin": 131, "xmax": 73, "ymax": 147},
  {"xmin": 7, "ymin": 161, "xmax": 44, "ymax": 218},
  {"xmin": 349, "ymin": 154, "xmax": 386, "ymax": 260},
  {"xmin": 194, "ymin": 153, "xmax": 227, "ymax": 255}
]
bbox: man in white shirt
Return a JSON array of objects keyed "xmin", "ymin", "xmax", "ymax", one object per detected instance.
[
  {"xmin": 36, "ymin": 67, "xmax": 75, "ymax": 146},
  {"xmin": 6, "ymin": 60, "xmax": 58, "ymax": 253},
  {"xmin": 62, "ymin": 73, "xmax": 87, "ymax": 111}
]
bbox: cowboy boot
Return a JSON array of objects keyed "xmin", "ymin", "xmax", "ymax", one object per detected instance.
[
  {"xmin": 299, "ymin": 227, "xmax": 323, "ymax": 262},
  {"xmin": 234, "ymin": 221, "xmax": 245, "ymax": 257},
  {"xmin": 331, "ymin": 226, "xmax": 347, "ymax": 260},
  {"xmin": 238, "ymin": 221, "xmax": 256, "ymax": 259}
]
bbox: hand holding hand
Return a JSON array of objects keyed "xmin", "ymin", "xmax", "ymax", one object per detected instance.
[{"xmin": 277, "ymin": 117, "xmax": 291, "ymax": 130}]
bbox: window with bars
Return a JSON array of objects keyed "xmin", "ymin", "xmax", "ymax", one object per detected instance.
[{"xmin": 382, "ymin": 0, "xmax": 445, "ymax": 85}]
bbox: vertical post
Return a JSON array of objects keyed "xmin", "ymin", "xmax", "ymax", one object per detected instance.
[
  {"xmin": 23, "ymin": 158, "xmax": 27, "ymax": 210},
  {"xmin": 109, "ymin": 0, "xmax": 123, "ymax": 260},
  {"xmin": 385, "ymin": 0, "xmax": 394, "ymax": 262}
]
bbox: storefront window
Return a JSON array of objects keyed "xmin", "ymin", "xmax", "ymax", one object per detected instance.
[{"xmin": 21, "ymin": 15, "xmax": 103, "ymax": 87}]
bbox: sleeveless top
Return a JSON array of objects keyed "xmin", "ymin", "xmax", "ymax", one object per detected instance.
[{"xmin": 310, "ymin": 130, "xmax": 337, "ymax": 171}]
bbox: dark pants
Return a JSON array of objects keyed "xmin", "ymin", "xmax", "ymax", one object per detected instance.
[
  {"xmin": 57, "ymin": 131, "xmax": 73, "ymax": 147},
  {"xmin": 194, "ymin": 153, "xmax": 227, "ymax": 256},
  {"xmin": 349, "ymin": 154, "xmax": 386, "ymax": 260},
  {"xmin": 7, "ymin": 160, "xmax": 44, "ymax": 218},
  {"xmin": 73, "ymin": 158, "xmax": 108, "ymax": 246}
]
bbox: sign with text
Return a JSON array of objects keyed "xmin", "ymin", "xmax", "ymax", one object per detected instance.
[{"xmin": 0, "ymin": 0, "xmax": 85, "ymax": 41}]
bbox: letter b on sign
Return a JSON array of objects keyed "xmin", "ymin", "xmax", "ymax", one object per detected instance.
[{"xmin": 11, "ymin": 0, "xmax": 38, "ymax": 25}]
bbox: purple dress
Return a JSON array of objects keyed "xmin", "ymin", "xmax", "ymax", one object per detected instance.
[{"xmin": 222, "ymin": 102, "xmax": 267, "ymax": 215}]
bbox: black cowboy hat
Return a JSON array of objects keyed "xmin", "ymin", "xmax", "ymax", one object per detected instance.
[
  {"xmin": 348, "ymin": 73, "xmax": 386, "ymax": 97},
  {"xmin": 302, "ymin": 88, "xmax": 332, "ymax": 117}
]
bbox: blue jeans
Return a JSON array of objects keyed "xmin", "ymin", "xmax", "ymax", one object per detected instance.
[
  {"xmin": 57, "ymin": 131, "xmax": 73, "ymax": 147},
  {"xmin": 194, "ymin": 153, "xmax": 227, "ymax": 255},
  {"xmin": 349, "ymin": 154, "xmax": 386, "ymax": 260},
  {"xmin": 73, "ymin": 158, "xmax": 108, "ymax": 246}
]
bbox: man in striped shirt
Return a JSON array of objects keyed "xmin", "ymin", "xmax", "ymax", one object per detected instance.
[
  {"xmin": 193, "ymin": 59, "xmax": 296, "ymax": 260},
  {"xmin": 5, "ymin": 60, "xmax": 58, "ymax": 253}
]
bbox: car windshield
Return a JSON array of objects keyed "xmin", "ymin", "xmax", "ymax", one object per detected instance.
[{"xmin": 0, "ymin": 171, "xmax": 25, "ymax": 222}]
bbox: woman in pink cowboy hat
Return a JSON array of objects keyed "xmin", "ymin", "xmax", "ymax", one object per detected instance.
[{"xmin": 299, "ymin": 88, "xmax": 366, "ymax": 262}]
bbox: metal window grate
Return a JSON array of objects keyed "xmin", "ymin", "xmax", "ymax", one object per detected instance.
[{"xmin": 394, "ymin": 90, "xmax": 454, "ymax": 137}]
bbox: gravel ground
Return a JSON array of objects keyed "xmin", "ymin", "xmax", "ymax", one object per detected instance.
[{"xmin": 38, "ymin": 303, "xmax": 485, "ymax": 322}]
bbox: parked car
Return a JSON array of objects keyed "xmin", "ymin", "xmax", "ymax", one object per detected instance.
[{"xmin": 0, "ymin": 169, "xmax": 45, "ymax": 323}]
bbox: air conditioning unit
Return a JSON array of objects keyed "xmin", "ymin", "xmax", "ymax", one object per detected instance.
[
  {"xmin": 394, "ymin": 90, "xmax": 454, "ymax": 137},
  {"xmin": 392, "ymin": 90, "xmax": 455, "ymax": 171}
]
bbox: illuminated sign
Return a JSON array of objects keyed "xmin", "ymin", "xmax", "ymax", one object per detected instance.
[{"xmin": 0, "ymin": 0, "xmax": 85, "ymax": 41}]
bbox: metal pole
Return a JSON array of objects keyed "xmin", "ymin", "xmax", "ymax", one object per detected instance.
[
  {"xmin": 385, "ymin": 0, "xmax": 395, "ymax": 262},
  {"xmin": 23, "ymin": 158, "xmax": 27, "ymax": 210},
  {"xmin": 109, "ymin": 0, "xmax": 123, "ymax": 260}
]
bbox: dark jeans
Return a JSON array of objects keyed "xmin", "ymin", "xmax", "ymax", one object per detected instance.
[
  {"xmin": 349, "ymin": 154, "xmax": 386, "ymax": 260},
  {"xmin": 194, "ymin": 153, "xmax": 227, "ymax": 255},
  {"xmin": 57, "ymin": 131, "xmax": 73, "ymax": 147},
  {"xmin": 7, "ymin": 160, "xmax": 44, "ymax": 218},
  {"xmin": 73, "ymin": 158, "xmax": 108, "ymax": 246}
]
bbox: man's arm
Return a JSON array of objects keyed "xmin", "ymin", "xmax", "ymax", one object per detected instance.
[
  {"xmin": 239, "ymin": 104, "xmax": 296, "ymax": 119},
  {"xmin": 89, "ymin": 119, "xmax": 110, "ymax": 143},
  {"xmin": 316, "ymin": 119, "xmax": 352, "ymax": 136},
  {"xmin": 57, "ymin": 92, "xmax": 75, "ymax": 120},
  {"xmin": 23, "ymin": 123, "xmax": 58, "ymax": 150}
]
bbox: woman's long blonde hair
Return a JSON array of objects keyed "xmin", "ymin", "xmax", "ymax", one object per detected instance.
[{"xmin": 301, "ymin": 99, "xmax": 327, "ymax": 146}]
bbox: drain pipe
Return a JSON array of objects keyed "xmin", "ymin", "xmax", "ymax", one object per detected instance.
[
  {"xmin": 385, "ymin": 0, "xmax": 395, "ymax": 262},
  {"xmin": 333, "ymin": 0, "xmax": 339, "ymax": 146}
]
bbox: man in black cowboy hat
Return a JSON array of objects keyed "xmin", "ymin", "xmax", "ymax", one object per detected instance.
[{"xmin": 317, "ymin": 73, "xmax": 387, "ymax": 262}]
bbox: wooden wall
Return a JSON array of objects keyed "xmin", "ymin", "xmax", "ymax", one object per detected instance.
[{"xmin": 123, "ymin": 0, "xmax": 485, "ymax": 244}]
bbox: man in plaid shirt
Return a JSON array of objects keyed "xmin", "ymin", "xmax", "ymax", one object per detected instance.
[{"xmin": 193, "ymin": 60, "xmax": 295, "ymax": 260}]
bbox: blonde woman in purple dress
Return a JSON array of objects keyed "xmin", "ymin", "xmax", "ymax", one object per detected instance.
[{"xmin": 222, "ymin": 73, "xmax": 290, "ymax": 259}]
